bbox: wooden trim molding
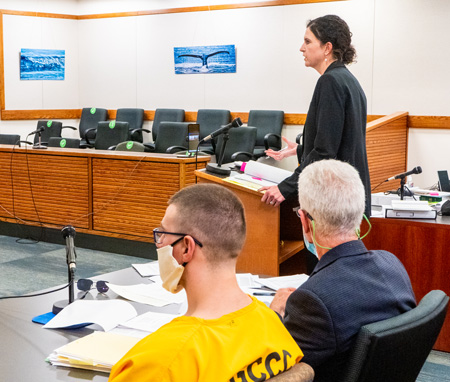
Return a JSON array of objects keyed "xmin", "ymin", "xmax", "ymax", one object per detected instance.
[
  {"xmin": 0, "ymin": 9, "xmax": 78, "ymax": 20},
  {"xmin": 408, "ymin": 115, "xmax": 450, "ymax": 130}
]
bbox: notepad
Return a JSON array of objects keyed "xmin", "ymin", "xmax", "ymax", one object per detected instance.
[{"xmin": 47, "ymin": 331, "xmax": 140, "ymax": 373}]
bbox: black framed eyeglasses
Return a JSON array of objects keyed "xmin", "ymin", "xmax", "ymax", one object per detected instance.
[
  {"xmin": 293, "ymin": 206, "xmax": 314, "ymax": 221},
  {"xmin": 77, "ymin": 279, "xmax": 109, "ymax": 294},
  {"xmin": 152, "ymin": 228, "xmax": 203, "ymax": 247}
]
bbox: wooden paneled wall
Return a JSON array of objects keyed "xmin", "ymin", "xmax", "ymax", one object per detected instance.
[{"xmin": 366, "ymin": 111, "xmax": 409, "ymax": 193}]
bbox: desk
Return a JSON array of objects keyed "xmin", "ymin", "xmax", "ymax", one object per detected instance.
[
  {"xmin": 0, "ymin": 267, "xmax": 172, "ymax": 382},
  {"xmin": 0, "ymin": 146, "xmax": 209, "ymax": 243},
  {"xmin": 362, "ymin": 216, "xmax": 450, "ymax": 352},
  {"xmin": 195, "ymin": 169, "xmax": 304, "ymax": 276}
]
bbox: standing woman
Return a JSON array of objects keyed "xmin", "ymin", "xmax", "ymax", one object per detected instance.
[{"xmin": 261, "ymin": 15, "xmax": 371, "ymax": 217}]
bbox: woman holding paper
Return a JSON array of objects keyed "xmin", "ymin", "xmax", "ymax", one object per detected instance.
[{"xmin": 261, "ymin": 15, "xmax": 371, "ymax": 217}]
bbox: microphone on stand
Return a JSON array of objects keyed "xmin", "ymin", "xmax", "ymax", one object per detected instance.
[
  {"xmin": 202, "ymin": 117, "xmax": 243, "ymax": 142},
  {"xmin": 205, "ymin": 118, "xmax": 243, "ymax": 176},
  {"xmin": 386, "ymin": 166, "xmax": 422, "ymax": 181},
  {"xmin": 29, "ymin": 126, "xmax": 47, "ymax": 150},
  {"xmin": 52, "ymin": 225, "xmax": 77, "ymax": 314}
]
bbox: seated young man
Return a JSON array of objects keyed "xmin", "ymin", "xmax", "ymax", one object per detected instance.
[
  {"xmin": 270, "ymin": 159, "xmax": 416, "ymax": 382},
  {"xmin": 109, "ymin": 184, "xmax": 312, "ymax": 382}
]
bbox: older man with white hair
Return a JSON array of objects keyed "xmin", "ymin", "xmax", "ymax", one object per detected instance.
[{"xmin": 270, "ymin": 159, "xmax": 416, "ymax": 382}]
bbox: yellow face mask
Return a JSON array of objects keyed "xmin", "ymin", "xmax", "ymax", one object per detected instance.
[{"xmin": 157, "ymin": 244, "xmax": 185, "ymax": 294}]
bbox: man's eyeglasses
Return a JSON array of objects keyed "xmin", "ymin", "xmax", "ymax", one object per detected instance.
[
  {"xmin": 152, "ymin": 228, "xmax": 203, "ymax": 247},
  {"xmin": 293, "ymin": 206, "xmax": 314, "ymax": 221},
  {"xmin": 77, "ymin": 278, "xmax": 109, "ymax": 294}
]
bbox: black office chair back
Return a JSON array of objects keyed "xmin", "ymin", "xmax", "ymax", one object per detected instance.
[
  {"xmin": 115, "ymin": 141, "xmax": 146, "ymax": 152},
  {"xmin": 33, "ymin": 120, "xmax": 63, "ymax": 145},
  {"xmin": 116, "ymin": 108, "xmax": 145, "ymax": 142},
  {"xmin": 48, "ymin": 137, "xmax": 81, "ymax": 149},
  {"xmin": 342, "ymin": 290, "xmax": 449, "ymax": 382},
  {"xmin": 216, "ymin": 126, "xmax": 256, "ymax": 164},
  {"xmin": 196, "ymin": 109, "xmax": 231, "ymax": 141},
  {"xmin": 94, "ymin": 121, "xmax": 130, "ymax": 150},
  {"xmin": 248, "ymin": 110, "xmax": 284, "ymax": 157},
  {"xmin": 154, "ymin": 122, "xmax": 189, "ymax": 153},
  {"xmin": 0, "ymin": 134, "xmax": 21, "ymax": 146},
  {"xmin": 152, "ymin": 108, "xmax": 185, "ymax": 141},
  {"xmin": 79, "ymin": 107, "xmax": 108, "ymax": 143}
]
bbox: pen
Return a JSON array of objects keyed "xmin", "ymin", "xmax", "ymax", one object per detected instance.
[{"xmin": 253, "ymin": 292, "xmax": 276, "ymax": 296}]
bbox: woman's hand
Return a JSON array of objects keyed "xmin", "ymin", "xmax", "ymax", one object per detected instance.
[
  {"xmin": 260, "ymin": 185, "xmax": 285, "ymax": 207},
  {"xmin": 265, "ymin": 137, "xmax": 298, "ymax": 161}
]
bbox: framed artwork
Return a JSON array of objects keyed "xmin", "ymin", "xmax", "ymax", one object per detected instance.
[
  {"xmin": 174, "ymin": 44, "xmax": 236, "ymax": 74},
  {"xmin": 20, "ymin": 48, "xmax": 65, "ymax": 80}
]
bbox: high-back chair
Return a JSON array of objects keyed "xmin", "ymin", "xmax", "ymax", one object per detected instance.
[
  {"xmin": 342, "ymin": 290, "xmax": 449, "ymax": 382},
  {"xmin": 146, "ymin": 122, "xmax": 189, "ymax": 153},
  {"xmin": 85, "ymin": 121, "xmax": 130, "ymax": 150},
  {"xmin": 67, "ymin": 107, "xmax": 108, "ymax": 146},
  {"xmin": 32, "ymin": 120, "xmax": 65, "ymax": 146},
  {"xmin": 196, "ymin": 109, "xmax": 231, "ymax": 152},
  {"xmin": 152, "ymin": 108, "xmax": 185, "ymax": 142},
  {"xmin": 0, "ymin": 134, "xmax": 21, "ymax": 146},
  {"xmin": 116, "ymin": 108, "xmax": 147, "ymax": 142},
  {"xmin": 47, "ymin": 137, "xmax": 81, "ymax": 149},
  {"xmin": 247, "ymin": 110, "xmax": 284, "ymax": 158},
  {"xmin": 215, "ymin": 126, "xmax": 256, "ymax": 164}
]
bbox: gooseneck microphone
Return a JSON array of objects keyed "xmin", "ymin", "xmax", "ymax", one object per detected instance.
[
  {"xmin": 387, "ymin": 166, "xmax": 422, "ymax": 181},
  {"xmin": 202, "ymin": 117, "xmax": 243, "ymax": 142},
  {"xmin": 28, "ymin": 126, "xmax": 45, "ymax": 135},
  {"xmin": 52, "ymin": 225, "xmax": 77, "ymax": 314}
]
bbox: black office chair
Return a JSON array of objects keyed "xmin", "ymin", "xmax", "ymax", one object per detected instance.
[
  {"xmin": 152, "ymin": 108, "xmax": 185, "ymax": 142},
  {"xmin": 82, "ymin": 121, "xmax": 130, "ymax": 150},
  {"xmin": 0, "ymin": 134, "xmax": 21, "ymax": 146},
  {"xmin": 146, "ymin": 122, "xmax": 189, "ymax": 153},
  {"xmin": 32, "ymin": 120, "xmax": 70, "ymax": 147},
  {"xmin": 215, "ymin": 126, "xmax": 256, "ymax": 164},
  {"xmin": 196, "ymin": 109, "xmax": 231, "ymax": 153},
  {"xmin": 247, "ymin": 110, "xmax": 284, "ymax": 158},
  {"xmin": 48, "ymin": 137, "xmax": 81, "ymax": 149},
  {"xmin": 63, "ymin": 107, "xmax": 108, "ymax": 147},
  {"xmin": 342, "ymin": 290, "xmax": 449, "ymax": 382},
  {"xmin": 116, "ymin": 108, "xmax": 149, "ymax": 143},
  {"xmin": 115, "ymin": 141, "xmax": 146, "ymax": 152}
]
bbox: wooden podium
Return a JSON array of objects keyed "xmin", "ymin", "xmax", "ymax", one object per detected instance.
[{"xmin": 195, "ymin": 169, "xmax": 304, "ymax": 276}]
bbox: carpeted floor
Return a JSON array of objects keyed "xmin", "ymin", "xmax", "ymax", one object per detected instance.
[{"xmin": 0, "ymin": 234, "xmax": 449, "ymax": 380}]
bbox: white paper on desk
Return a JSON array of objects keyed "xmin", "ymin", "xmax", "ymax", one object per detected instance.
[
  {"xmin": 119, "ymin": 311, "xmax": 180, "ymax": 333},
  {"xmin": 256, "ymin": 274, "xmax": 309, "ymax": 291},
  {"xmin": 132, "ymin": 261, "xmax": 160, "ymax": 277},
  {"xmin": 236, "ymin": 273, "xmax": 261, "ymax": 288},
  {"xmin": 108, "ymin": 283, "xmax": 187, "ymax": 307},
  {"xmin": 43, "ymin": 300, "xmax": 137, "ymax": 332},
  {"xmin": 233, "ymin": 173, "xmax": 277, "ymax": 188}
]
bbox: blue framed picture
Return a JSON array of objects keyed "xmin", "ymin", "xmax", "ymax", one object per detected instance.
[
  {"xmin": 174, "ymin": 44, "xmax": 236, "ymax": 74},
  {"xmin": 20, "ymin": 48, "xmax": 65, "ymax": 80}
]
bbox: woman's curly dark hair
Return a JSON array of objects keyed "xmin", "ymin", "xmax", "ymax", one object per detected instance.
[{"xmin": 307, "ymin": 15, "xmax": 356, "ymax": 64}]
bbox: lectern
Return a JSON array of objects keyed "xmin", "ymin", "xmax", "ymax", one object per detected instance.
[{"xmin": 195, "ymin": 169, "xmax": 304, "ymax": 276}]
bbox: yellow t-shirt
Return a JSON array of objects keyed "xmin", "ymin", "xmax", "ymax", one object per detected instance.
[{"xmin": 109, "ymin": 296, "xmax": 303, "ymax": 382}]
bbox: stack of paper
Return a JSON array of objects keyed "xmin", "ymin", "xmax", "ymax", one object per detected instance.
[
  {"xmin": 385, "ymin": 200, "xmax": 437, "ymax": 219},
  {"xmin": 47, "ymin": 331, "xmax": 140, "ymax": 373}
]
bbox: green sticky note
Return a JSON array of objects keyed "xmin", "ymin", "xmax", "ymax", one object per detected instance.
[
  {"xmin": 60, "ymin": 139, "xmax": 67, "ymax": 148},
  {"xmin": 109, "ymin": 120, "xmax": 116, "ymax": 129},
  {"xmin": 47, "ymin": 120, "xmax": 53, "ymax": 127},
  {"xmin": 126, "ymin": 141, "xmax": 134, "ymax": 150},
  {"xmin": 90, "ymin": 107, "xmax": 96, "ymax": 114}
]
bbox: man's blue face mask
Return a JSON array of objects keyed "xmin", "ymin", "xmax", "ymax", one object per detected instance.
[{"xmin": 302, "ymin": 229, "xmax": 318, "ymax": 258}]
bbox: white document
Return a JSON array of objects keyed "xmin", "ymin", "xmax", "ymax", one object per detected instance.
[
  {"xmin": 391, "ymin": 200, "xmax": 432, "ymax": 211},
  {"xmin": 236, "ymin": 273, "xmax": 261, "ymax": 288},
  {"xmin": 256, "ymin": 274, "xmax": 309, "ymax": 291},
  {"xmin": 132, "ymin": 261, "xmax": 160, "ymax": 277},
  {"xmin": 43, "ymin": 300, "xmax": 137, "ymax": 332},
  {"xmin": 108, "ymin": 283, "xmax": 187, "ymax": 307},
  {"xmin": 119, "ymin": 311, "xmax": 180, "ymax": 333}
]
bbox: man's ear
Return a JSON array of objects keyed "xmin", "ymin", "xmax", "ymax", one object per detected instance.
[
  {"xmin": 181, "ymin": 235, "xmax": 196, "ymax": 263},
  {"xmin": 299, "ymin": 210, "xmax": 312, "ymax": 235}
]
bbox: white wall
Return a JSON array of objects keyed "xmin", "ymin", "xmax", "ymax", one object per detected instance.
[{"xmin": 0, "ymin": 0, "xmax": 449, "ymax": 186}]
